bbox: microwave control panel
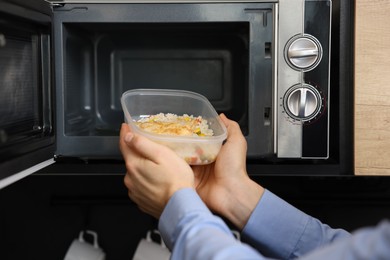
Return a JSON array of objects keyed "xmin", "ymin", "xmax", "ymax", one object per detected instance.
[{"xmin": 277, "ymin": 0, "xmax": 331, "ymax": 159}]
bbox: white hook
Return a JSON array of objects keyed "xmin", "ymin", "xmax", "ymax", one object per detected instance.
[
  {"xmin": 231, "ymin": 230, "xmax": 241, "ymax": 241},
  {"xmin": 78, "ymin": 230, "xmax": 100, "ymax": 249},
  {"xmin": 146, "ymin": 229, "xmax": 167, "ymax": 248}
]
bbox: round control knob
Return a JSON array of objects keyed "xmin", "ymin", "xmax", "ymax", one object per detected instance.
[
  {"xmin": 285, "ymin": 34, "xmax": 323, "ymax": 71},
  {"xmin": 284, "ymin": 84, "xmax": 322, "ymax": 121}
]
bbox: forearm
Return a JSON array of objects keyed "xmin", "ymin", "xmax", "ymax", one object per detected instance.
[{"xmin": 222, "ymin": 176, "xmax": 264, "ymax": 230}]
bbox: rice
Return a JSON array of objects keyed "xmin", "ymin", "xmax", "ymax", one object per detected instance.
[{"xmin": 135, "ymin": 113, "xmax": 214, "ymax": 137}]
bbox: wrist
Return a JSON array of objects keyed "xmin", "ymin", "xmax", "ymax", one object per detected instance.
[
  {"xmin": 167, "ymin": 183, "xmax": 195, "ymax": 204},
  {"xmin": 223, "ymin": 177, "xmax": 264, "ymax": 230}
]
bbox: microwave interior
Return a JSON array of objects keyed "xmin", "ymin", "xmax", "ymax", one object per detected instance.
[{"xmin": 63, "ymin": 22, "xmax": 249, "ymax": 137}]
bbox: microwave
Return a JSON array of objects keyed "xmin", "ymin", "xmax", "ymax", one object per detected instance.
[{"xmin": 0, "ymin": 0, "xmax": 354, "ymax": 188}]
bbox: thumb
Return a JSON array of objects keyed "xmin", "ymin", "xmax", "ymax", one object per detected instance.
[{"xmin": 122, "ymin": 126, "xmax": 174, "ymax": 164}]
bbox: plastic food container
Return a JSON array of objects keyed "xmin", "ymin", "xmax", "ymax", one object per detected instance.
[{"xmin": 121, "ymin": 89, "xmax": 227, "ymax": 165}]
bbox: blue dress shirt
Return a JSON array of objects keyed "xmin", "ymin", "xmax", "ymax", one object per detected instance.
[{"xmin": 158, "ymin": 188, "xmax": 390, "ymax": 260}]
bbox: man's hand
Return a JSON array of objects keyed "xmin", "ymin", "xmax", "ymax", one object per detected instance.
[
  {"xmin": 120, "ymin": 123, "xmax": 195, "ymax": 218},
  {"xmin": 193, "ymin": 114, "xmax": 264, "ymax": 230}
]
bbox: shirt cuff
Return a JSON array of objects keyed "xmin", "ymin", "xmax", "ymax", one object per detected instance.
[
  {"xmin": 242, "ymin": 189, "xmax": 310, "ymax": 259},
  {"xmin": 158, "ymin": 188, "xmax": 212, "ymax": 250}
]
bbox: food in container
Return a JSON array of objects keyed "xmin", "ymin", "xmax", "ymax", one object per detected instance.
[
  {"xmin": 135, "ymin": 113, "xmax": 213, "ymax": 137},
  {"xmin": 120, "ymin": 89, "xmax": 227, "ymax": 165}
]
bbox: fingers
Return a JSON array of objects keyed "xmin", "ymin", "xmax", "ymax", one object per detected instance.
[
  {"xmin": 219, "ymin": 113, "xmax": 229, "ymax": 126},
  {"xmin": 119, "ymin": 123, "xmax": 133, "ymax": 157},
  {"xmin": 123, "ymin": 172, "xmax": 134, "ymax": 196},
  {"xmin": 219, "ymin": 114, "xmax": 246, "ymax": 146},
  {"xmin": 220, "ymin": 113, "xmax": 242, "ymax": 134}
]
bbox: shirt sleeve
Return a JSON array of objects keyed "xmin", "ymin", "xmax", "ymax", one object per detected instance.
[
  {"xmin": 242, "ymin": 189, "xmax": 350, "ymax": 259},
  {"xmin": 158, "ymin": 188, "xmax": 389, "ymax": 260},
  {"xmin": 299, "ymin": 220, "xmax": 390, "ymax": 260},
  {"xmin": 158, "ymin": 188, "xmax": 271, "ymax": 260}
]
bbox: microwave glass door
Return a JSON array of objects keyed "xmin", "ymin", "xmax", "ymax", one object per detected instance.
[{"xmin": 0, "ymin": 1, "xmax": 55, "ymax": 188}]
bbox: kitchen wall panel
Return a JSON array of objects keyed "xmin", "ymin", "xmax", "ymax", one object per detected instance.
[{"xmin": 355, "ymin": 0, "xmax": 390, "ymax": 175}]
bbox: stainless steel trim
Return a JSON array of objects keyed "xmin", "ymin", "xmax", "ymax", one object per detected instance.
[
  {"xmin": 308, "ymin": 0, "xmax": 332, "ymax": 160},
  {"xmin": 276, "ymin": 0, "xmax": 304, "ymax": 158},
  {"xmin": 326, "ymin": 1, "xmax": 332, "ymax": 160},
  {"xmin": 273, "ymin": 3, "xmax": 278, "ymax": 154}
]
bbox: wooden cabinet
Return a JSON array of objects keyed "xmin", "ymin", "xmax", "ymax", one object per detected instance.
[{"xmin": 355, "ymin": 0, "xmax": 390, "ymax": 175}]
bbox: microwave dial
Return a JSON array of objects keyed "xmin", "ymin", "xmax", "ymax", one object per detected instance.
[
  {"xmin": 283, "ymin": 84, "xmax": 322, "ymax": 122},
  {"xmin": 285, "ymin": 34, "xmax": 323, "ymax": 71}
]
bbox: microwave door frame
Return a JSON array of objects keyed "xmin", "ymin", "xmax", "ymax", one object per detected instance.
[
  {"xmin": 0, "ymin": 159, "xmax": 55, "ymax": 190},
  {"xmin": 0, "ymin": 0, "xmax": 56, "ymax": 190}
]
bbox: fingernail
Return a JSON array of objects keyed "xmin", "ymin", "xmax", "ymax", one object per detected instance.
[{"xmin": 125, "ymin": 132, "xmax": 134, "ymax": 143}]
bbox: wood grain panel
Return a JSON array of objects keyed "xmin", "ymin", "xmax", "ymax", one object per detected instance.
[{"xmin": 355, "ymin": 0, "xmax": 390, "ymax": 175}]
